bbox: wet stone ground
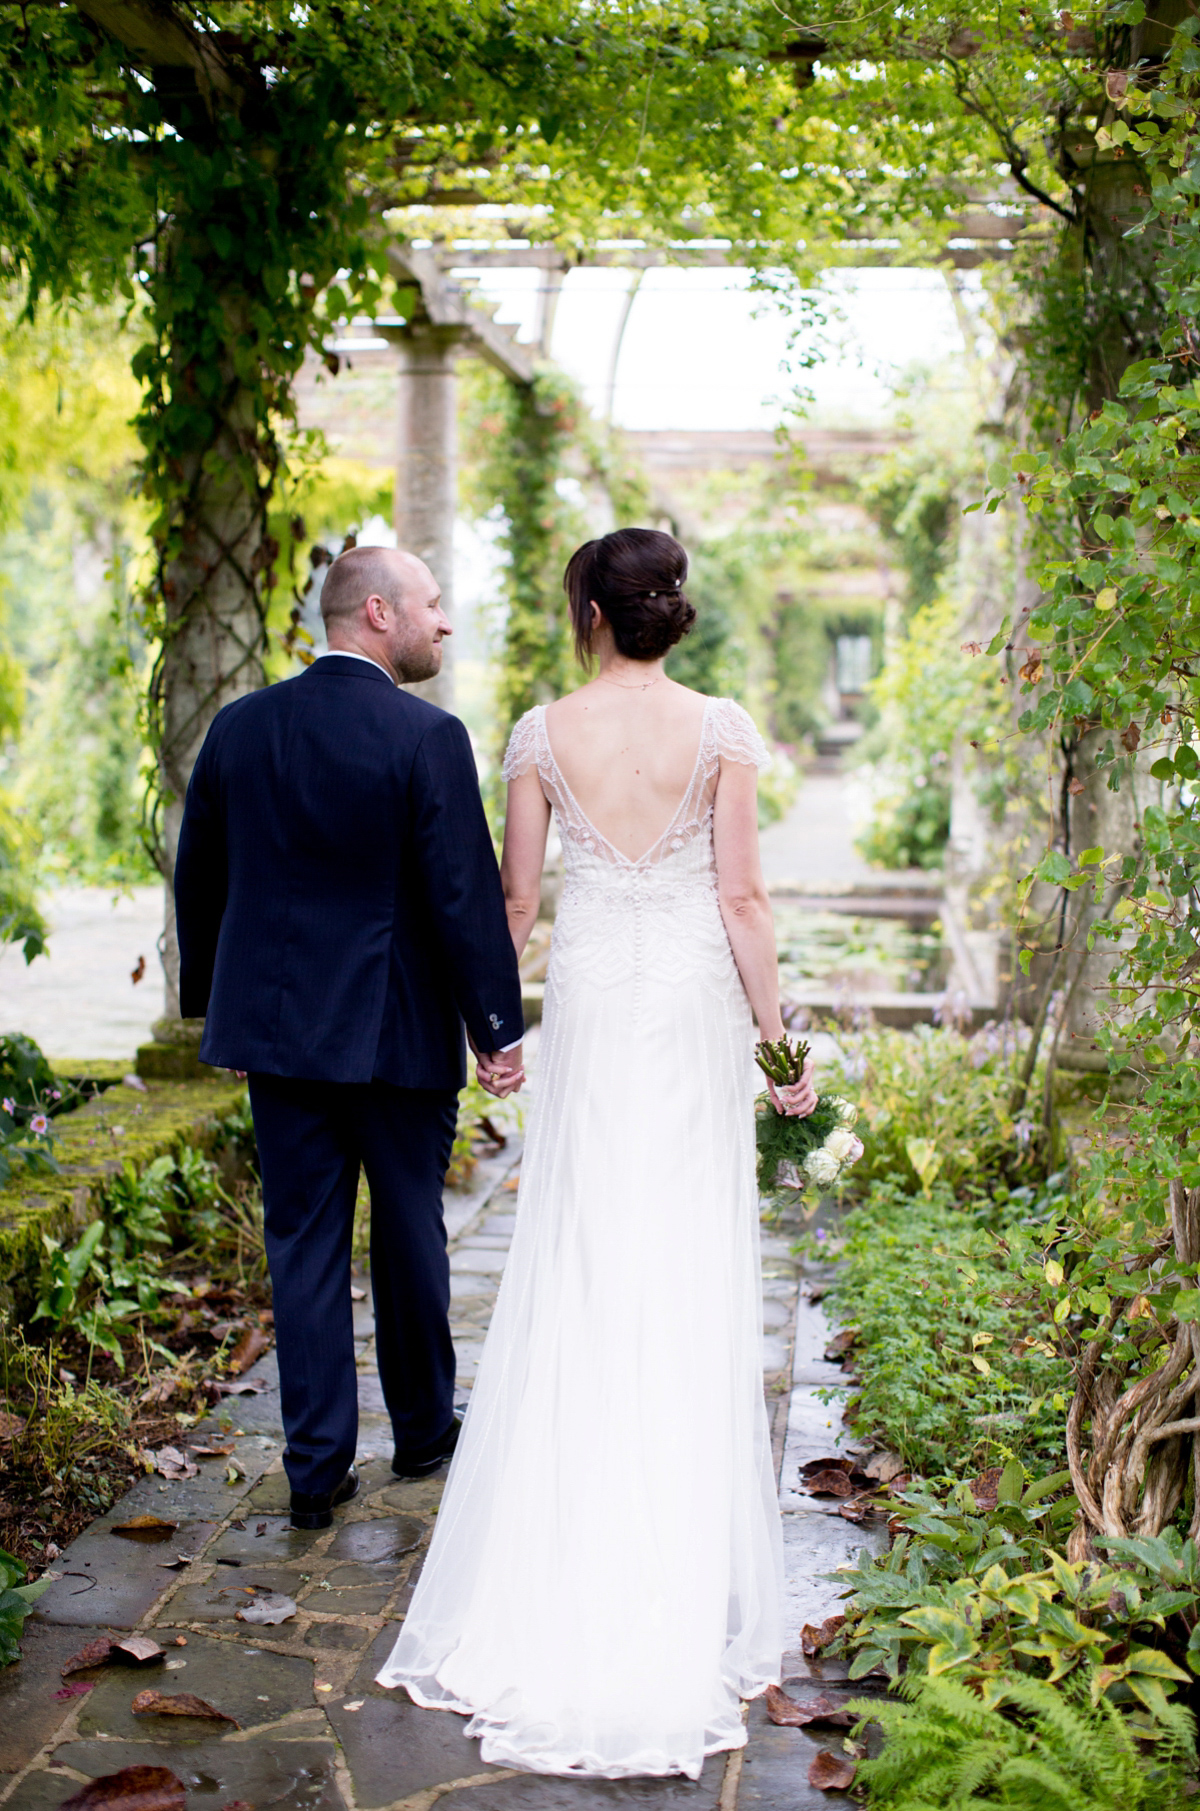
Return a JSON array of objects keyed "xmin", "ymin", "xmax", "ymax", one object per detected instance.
[{"xmin": 1, "ymin": 1139, "xmax": 880, "ymax": 1811}]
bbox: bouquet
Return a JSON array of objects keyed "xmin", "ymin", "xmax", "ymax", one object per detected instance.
[{"xmin": 754, "ymin": 1035, "xmax": 863, "ymax": 1199}]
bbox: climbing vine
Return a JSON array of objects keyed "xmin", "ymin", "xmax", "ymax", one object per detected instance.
[{"xmin": 462, "ymin": 365, "xmax": 649, "ymax": 743}]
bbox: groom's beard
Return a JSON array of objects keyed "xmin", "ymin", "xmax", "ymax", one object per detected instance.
[{"xmin": 393, "ymin": 636, "xmax": 444, "ymax": 684}]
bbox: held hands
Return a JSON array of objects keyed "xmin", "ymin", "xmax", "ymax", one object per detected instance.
[{"xmin": 476, "ymin": 1043, "xmax": 525, "ymax": 1100}]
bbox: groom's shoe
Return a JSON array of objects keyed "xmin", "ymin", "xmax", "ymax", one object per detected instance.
[
  {"xmin": 392, "ymin": 1413, "xmax": 463, "ymax": 1480},
  {"xmin": 289, "ymin": 1464, "xmax": 360, "ymax": 1531}
]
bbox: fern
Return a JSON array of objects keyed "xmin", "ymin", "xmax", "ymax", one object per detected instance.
[{"xmin": 848, "ymin": 1670, "xmax": 1197, "ymax": 1810}]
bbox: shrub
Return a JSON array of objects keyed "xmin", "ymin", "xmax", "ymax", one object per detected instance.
[{"xmin": 826, "ymin": 1180, "xmax": 1070, "ymax": 1478}]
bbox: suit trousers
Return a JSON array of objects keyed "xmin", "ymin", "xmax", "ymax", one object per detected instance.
[{"xmin": 248, "ymin": 1075, "xmax": 459, "ymax": 1497}]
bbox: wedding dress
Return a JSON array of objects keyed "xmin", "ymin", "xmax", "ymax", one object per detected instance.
[{"xmin": 376, "ymin": 695, "xmax": 784, "ymax": 1778}]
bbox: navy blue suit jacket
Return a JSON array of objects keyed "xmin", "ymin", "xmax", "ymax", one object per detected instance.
[{"xmin": 174, "ymin": 655, "xmax": 524, "ymax": 1089}]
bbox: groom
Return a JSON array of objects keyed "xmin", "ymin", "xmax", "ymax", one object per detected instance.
[{"xmin": 174, "ymin": 545, "xmax": 524, "ymax": 1529}]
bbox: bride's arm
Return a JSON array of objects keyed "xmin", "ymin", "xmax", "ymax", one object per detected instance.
[
  {"xmin": 712, "ymin": 761, "xmax": 787, "ymax": 1041},
  {"xmin": 500, "ymin": 770, "xmax": 552, "ymax": 960},
  {"xmin": 714, "ymin": 762, "xmax": 816, "ymax": 1114}
]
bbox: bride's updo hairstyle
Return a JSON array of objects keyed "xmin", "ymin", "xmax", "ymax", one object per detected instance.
[{"xmin": 565, "ymin": 528, "xmax": 696, "ymax": 667}]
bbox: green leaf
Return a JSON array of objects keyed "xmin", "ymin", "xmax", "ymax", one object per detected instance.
[
  {"xmin": 1036, "ymin": 850, "xmax": 1072, "ymax": 886},
  {"xmin": 985, "ymin": 616, "xmax": 1011, "ymax": 657},
  {"xmin": 1175, "ymin": 745, "xmax": 1199, "ymax": 778},
  {"xmin": 987, "ymin": 457, "xmax": 1011, "ymax": 489},
  {"xmin": 997, "ymin": 1459, "xmax": 1025, "ymax": 1505}
]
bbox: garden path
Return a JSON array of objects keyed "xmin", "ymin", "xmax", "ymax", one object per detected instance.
[
  {"xmin": 0, "ymin": 1140, "xmax": 881, "ymax": 1810},
  {"xmin": 0, "ymin": 888, "xmax": 164, "ymax": 1061}
]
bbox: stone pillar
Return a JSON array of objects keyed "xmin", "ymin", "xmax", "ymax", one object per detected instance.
[{"xmin": 394, "ymin": 326, "xmax": 462, "ymax": 710}]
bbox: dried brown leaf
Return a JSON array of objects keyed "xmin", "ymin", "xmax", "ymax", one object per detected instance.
[
  {"xmin": 800, "ymin": 1614, "xmax": 845, "ymax": 1657},
  {"xmin": 54, "ymin": 1681, "xmax": 96, "ymax": 1700},
  {"xmin": 116, "ymin": 1636, "xmax": 165, "ymax": 1663},
  {"xmin": 205, "ymin": 1377, "xmax": 265, "ymax": 1399},
  {"xmin": 131, "ymin": 1689, "xmax": 238, "ymax": 1726},
  {"xmin": 63, "ymin": 1637, "xmax": 116, "ymax": 1676},
  {"xmin": 228, "ymin": 1326, "xmax": 270, "ymax": 1375},
  {"xmin": 0, "ymin": 1409, "xmax": 25, "ymax": 1440},
  {"xmin": 766, "ymin": 1684, "xmax": 855, "ymax": 1729},
  {"xmin": 152, "ymin": 1446, "xmax": 198, "ymax": 1481},
  {"xmin": 1067, "ymin": 777, "xmax": 1086, "ymax": 797},
  {"xmin": 803, "ymin": 1469, "xmax": 856, "ymax": 1498},
  {"xmin": 1120, "ymin": 721, "xmax": 1141, "ymax": 753},
  {"xmin": 111, "ymin": 1516, "xmax": 179, "ymax": 1544},
  {"xmin": 864, "ymin": 1451, "xmax": 905, "ymax": 1485},
  {"xmin": 823, "ymin": 1329, "xmax": 859, "ymax": 1361},
  {"xmin": 838, "ymin": 1497, "xmax": 872, "ymax": 1522},
  {"xmin": 59, "ymin": 1764, "xmax": 186, "ymax": 1811},
  {"xmin": 970, "ymin": 1467, "xmax": 1002, "ymax": 1512},
  {"xmin": 189, "ymin": 1441, "xmax": 236, "ymax": 1458},
  {"xmin": 808, "ymin": 1750, "xmax": 857, "ymax": 1791}
]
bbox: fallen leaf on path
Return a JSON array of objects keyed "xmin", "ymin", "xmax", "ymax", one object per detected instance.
[
  {"xmin": 838, "ymin": 1497, "xmax": 873, "ymax": 1523},
  {"xmin": 62, "ymin": 1636, "xmax": 163, "ymax": 1676},
  {"xmin": 111, "ymin": 1516, "xmax": 178, "ymax": 1544},
  {"xmin": 189, "ymin": 1441, "xmax": 236, "ymax": 1458},
  {"xmin": 766, "ymin": 1685, "xmax": 854, "ymax": 1729},
  {"xmin": 54, "ymin": 1682, "xmax": 95, "ymax": 1700},
  {"xmin": 131, "ymin": 1689, "xmax": 238, "ymax": 1726},
  {"xmin": 800, "ymin": 1615, "xmax": 845, "ymax": 1657},
  {"xmin": 235, "ymin": 1590, "xmax": 296, "ymax": 1625},
  {"xmin": 803, "ymin": 1469, "xmax": 856, "ymax": 1498},
  {"xmin": 158, "ymin": 1554, "xmax": 199, "ymax": 1571},
  {"xmin": 350, "ymin": 1286, "xmax": 366, "ymax": 1301},
  {"xmin": 228, "ymin": 1326, "xmax": 269, "ymax": 1374},
  {"xmin": 222, "ymin": 1802, "xmax": 255, "ymax": 1810},
  {"xmin": 808, "ymin": 1750, "xmax": 857, "ymax": 1791},
  {"xmin": 864, "ymin": 1451, "xmax": 905, "ymax": 1485},
  {"xmin": 62, "ymin": 1638, "xmax": 113, "ymax": 1676},
  {"xmin": 152, "ymin": 1446, "xmax": 198, "ymax": 1481},
  {"xmin": 343, "ymin": 1700, "xmax": 364, "ymax": 1711},
  {"xmin": 59, "ymin": 1764, "xmax": 185, "ymax": 1811},
  {"xmin": 823, "ymin": 1329, "xmax": 858, "ymax": 1361},
  {"xmin": 206, "ymin": 1378, "xmax": 266, "ymax": 1399}
]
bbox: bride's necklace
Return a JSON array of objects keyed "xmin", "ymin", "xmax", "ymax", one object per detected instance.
[{"xmin": 599, "ymin": 671, "xmax": 664, "ymax": 692}]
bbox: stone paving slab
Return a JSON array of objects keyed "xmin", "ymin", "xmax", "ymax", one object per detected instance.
[{"xmin": 1, "ymin": 1142, "xmax": 883, "ymax": 1811}]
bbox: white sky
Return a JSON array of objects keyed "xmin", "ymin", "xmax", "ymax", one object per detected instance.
[{"xmin": 452, "ymin": 264, "xmax": 980, "ymax": 430}]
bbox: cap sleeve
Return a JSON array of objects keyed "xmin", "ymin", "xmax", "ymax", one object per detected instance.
[
  {"xmin": 502, "ymin": 707, "xmax": 542, "ymax": 782},
  {"xmin": 711, "ymin": 698, "xmax": 770, "ymax": 769}
]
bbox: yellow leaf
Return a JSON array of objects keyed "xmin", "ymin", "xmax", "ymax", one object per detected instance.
[
  {"xmin": 971, "ymin": 1354, "xmax": 991, "ymax": 1375},
  {"xmin": 1094, "ymin": 587, "xmax": 1118, "ymax": 612},
  {"xmin": 1044, "ymin": 1259, "xmax": 1064, "ymax": 1288}
]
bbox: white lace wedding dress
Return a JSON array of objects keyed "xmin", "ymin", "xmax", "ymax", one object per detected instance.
[{"xmin": 376, "ymin": 695, "xmax": 784, "ymax": 1779}]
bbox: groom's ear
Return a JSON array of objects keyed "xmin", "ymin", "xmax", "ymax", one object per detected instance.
[{"xmin": 363, "ymin": 592, "xmax": 391, "ymax": 630}]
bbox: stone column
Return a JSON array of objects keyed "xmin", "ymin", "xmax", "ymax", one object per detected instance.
[{"xmin": 394, "ymin": 326, "xmax": 462, "ymax": 710}]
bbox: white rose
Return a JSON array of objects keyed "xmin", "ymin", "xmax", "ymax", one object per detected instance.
[
  {"xmin": 824, "ymin": 1127, "xmax": 857, "ymax": 1163},
  {"xmin": 804, "ymin": 1147, "xmax": 842, "ymax": 1187},
  {"xmin": 832, "ymin": 1097, "xmax": 858, "ymax": 1129}
]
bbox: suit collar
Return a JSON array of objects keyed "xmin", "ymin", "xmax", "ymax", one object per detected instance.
[{"xmin": 309, "ymin": 652, "xmax": 396, "ymax": 688}]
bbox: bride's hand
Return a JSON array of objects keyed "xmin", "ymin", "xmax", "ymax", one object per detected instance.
[
  {"xmin": 767, "ymin": 1058, "xmax": 816, "ymax": 1119},
  {"xmin": 477, "ymin": 1046, "xmax": 525, "ymax": 1099}
]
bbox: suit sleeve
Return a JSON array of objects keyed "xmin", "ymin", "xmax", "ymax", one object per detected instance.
[
  {"xmin": 174, "ymin": 730, "xmax": 228, "ymax": 1021},
  {"xmin": 410, "ymin": 715, "xmax": 525, "ymax": 1054}
]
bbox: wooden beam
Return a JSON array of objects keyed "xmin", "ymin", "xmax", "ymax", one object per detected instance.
[
  {"xmin": 75, "ymin": 0, "xmax": 239, "ymax": 102},
  {"xmin": 385, "ymin": 245, "xmax": 536, "ymax": 384}
]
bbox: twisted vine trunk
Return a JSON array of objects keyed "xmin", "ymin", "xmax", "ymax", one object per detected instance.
[
  {"xmin": 149, "ymin": 303, "xmax": 270, "ymax": 1018},
  {"xmin": 1067, "ymin": 1180, "xmax": 1200, "ymax": 1560}
]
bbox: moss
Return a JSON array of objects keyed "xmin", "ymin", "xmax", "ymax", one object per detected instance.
[{"xmin": 0, "ymin": 1073, "xmax": 248, "ymax": 1318}]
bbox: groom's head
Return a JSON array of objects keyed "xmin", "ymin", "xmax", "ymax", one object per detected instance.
[{"xmin": 320, "ymin": 546, "xmax": 450, "ymax": 683}]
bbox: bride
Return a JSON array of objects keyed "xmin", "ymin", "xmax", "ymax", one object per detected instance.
[{"xmin": 376, "ymin": 527, "xmax": 816, "ymax": 1779}]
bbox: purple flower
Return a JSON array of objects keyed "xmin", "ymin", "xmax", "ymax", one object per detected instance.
[
  {"xmin": 30, "ymin": 1114, "xmax": 48, "ymax": 1136},
  {"xmin": 815, "ymin": 1227, "xmax": 828, "ymax": 1242},
  {"xmin": 1, "ymin": 1097, "xmax": 13, "ymax": 1117},
  {"xmin": 48, "ymin": 1089, "xmax": 61, "ymax": 1102}
]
